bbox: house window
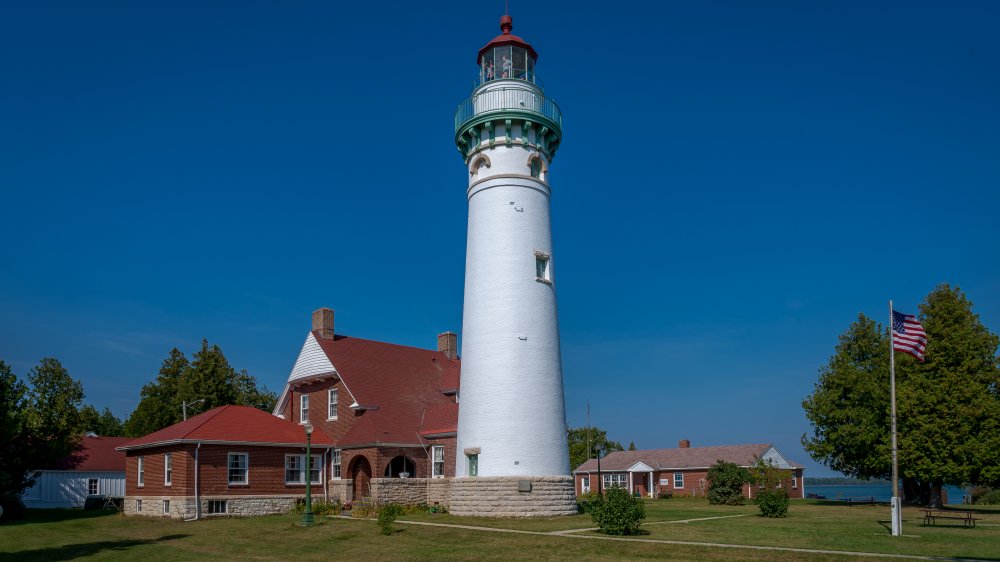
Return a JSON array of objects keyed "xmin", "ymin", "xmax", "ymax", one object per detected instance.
[
  {"xmin": 792, "ymin": 475, "xmax": 798, "ymax": 489},
  {"xmin": 137, "ymin": 456, "xmax": 144, "ymax": 487},
  {"xmin": 163, "ymin": 500, "xmax": 170, "ymax": 514},
  {"xmin": 332, "ymin": 450, "xmax": 342, "ymax": 479},
  {"xmin": 87, "ymin": 478, "xmax": 99, "ymax": 495},
  {"xmin": 300, "ymin": 394, "xmax": 309, "ymax": 424},
  {"xmin": 581, "ymin": 476, "xmax": 590, "ymax": 494},
  {"xmin": 285, "ymin": 454, "xmax": 322, "ymax": 484},
  {"xmin": 674, "ymin": 473, "xmax": 684, "ymax": 489},
  {"xmin": 228, "ymin": 453, "xmax": 248, "ymax": 485},
  {"xmin": 535, "ymin": 252, "xmax": 551, "ymax": 284},
  {"xmin": 328, "ymin": 389, "xmax": 338, "ymax": 420},
  {"xmin": 467, "ymin": 454, "xmax": 478, "ymax": 477},
  {"xmin": 603, "ymin": 473, "xmax": 627, "ymax": 489},
  {"xmin": 164, "ymin": 453, "xmax": 172, "ymax": 486},
  {"xmin": 431, "ymin": 446, "xmax": 445, "ymax": 478},
  {"xmin": 136, "ymin": 499, "xmax": 143, "ymax": 512},
  {"xmin": 208, "ymin": 500, "xmax": 227, "ymax": 514}
]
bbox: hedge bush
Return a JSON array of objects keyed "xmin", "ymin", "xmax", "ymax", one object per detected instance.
[
  {"xmin": 576, "ymin": 491, "xmax": 602, "ymax": 514},
  {"xmin": 377, "ymin": 503, "xmax": 403, "ymax": 535},
  {"xmin": 975, "ymin": 489, "xmax": 1000, "ymax": 505},
  {"xmin": 707, "ymin": 460, "xmax": 750, "ymax": 506},
  {"xmin": 755, "ymin": 489, "xmax": 789, "ymax": 518},
  {"xmin": 590, "ymin": 488, "xmax": 645, "ymax": 535}
]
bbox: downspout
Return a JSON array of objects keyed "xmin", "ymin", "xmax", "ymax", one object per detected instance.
[
  {"xmin": 324, "ymin": 447, "xmax": 330, "ymax": 502},
  {"xmin": 184, "ymin": 442, "xmax": 201, "ymax": 521}
]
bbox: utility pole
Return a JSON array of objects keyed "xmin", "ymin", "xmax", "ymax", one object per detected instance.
[{"xmin": 182, "ymin": 398, "xmax": 205, "ymax": 420}]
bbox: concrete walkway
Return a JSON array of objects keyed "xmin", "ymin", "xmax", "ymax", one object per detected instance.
[{"xmin": 393, "ymin": 518, "xmax": 993, "ymax": 561}]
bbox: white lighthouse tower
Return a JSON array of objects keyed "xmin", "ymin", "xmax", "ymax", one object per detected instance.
[{"xmin": 451, "ymin": 14, "xmax": 577, "ymax": 516}]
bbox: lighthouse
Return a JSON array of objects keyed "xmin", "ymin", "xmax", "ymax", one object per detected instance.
[{"xmin": 451, "ymin": 14, "xmax": 577, "ymax": 516}]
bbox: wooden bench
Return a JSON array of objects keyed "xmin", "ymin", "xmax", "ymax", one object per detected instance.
[
  {"xmin": 923, "ymin": 509, "xmax": 978, "ymax": 528},
  {"xmin": 842, "ymin": 496, "xmax": 876, "ymax": 506}
]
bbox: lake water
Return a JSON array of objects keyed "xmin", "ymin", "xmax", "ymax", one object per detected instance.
[{"xmin": 806, "ymin": 484, "xmax": 970, "ymax": 504}]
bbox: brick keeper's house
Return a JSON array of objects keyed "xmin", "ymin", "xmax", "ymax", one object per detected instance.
[{"xmin": 118, "ymin": 308, "xmax": 460, "ymax": 519}]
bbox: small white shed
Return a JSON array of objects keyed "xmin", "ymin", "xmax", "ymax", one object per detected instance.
[{"xmin": 22, "ymin": 436, "xmax": 130, "ymax": 508}]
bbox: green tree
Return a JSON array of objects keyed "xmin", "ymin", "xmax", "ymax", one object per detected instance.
[
  {"xmin": 78, "ymin": 405, "xmax": 124, "ymax": 436},
  {"xmin": 24, "ymin": 358, "xmax": 84, "ymax": 463},
  {"xmin": 706, "ymin": 460, "xmax": 751, "ymax": 505},
  {"xmin": 124, "ymin": 348, "xmax": 188, "ymax": 437},
  {"xmin": 802, "ymin": 314, "xmax": 892, "ymax": 480},
  {"xmin": 125, "ymin": 342, "xmax": 277, "ymax": 437},
  {"xmin": 0, "ymin": 360, "xmax": 33, "ymax": 516},
  {"xmin": 627, "ymin": 441, "xmax": 637, "ymax": 451},
  {"xmin": 750, "ymin": 458, "xmax": 791, "ymax": 518},
  {"xmin": 567, "ymin": 426, "xmax": 624, "ymax": 471},
  {"xmin": 897, "ymin": 285, "xmax": 1000, "ymax": 507},
  {"xmin": 589, "ymin": 487, "xmax": 646, "ymax": 535}
]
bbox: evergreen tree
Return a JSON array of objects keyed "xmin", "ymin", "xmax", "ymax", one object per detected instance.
[
  {"xmin": 0, "ymin": 360, "xmax": 33, "ymax": 516},
  {"xmin": 78, "ymin": 405, "xmax": 125, "ymax": 436},
  {"xmin": 628, "ymin": 441, "xmax": 637, "ymax": 451},
  {"xmin": 124, "ymin": 348, "xmax": 188, "ymax": 437},
  {"xmin": 179, "ymin": 339, "xmax": 238, "ymax": 412}
]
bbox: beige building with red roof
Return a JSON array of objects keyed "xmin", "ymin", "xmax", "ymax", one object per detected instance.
[{"xmin": 573, "ymin": 441, "xmax": 804, "ymax": 500}]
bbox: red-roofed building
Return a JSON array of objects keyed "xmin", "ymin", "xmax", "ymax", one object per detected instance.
[
  {"xmin": 118, "ymin": 309, "xmax": 460, "ymax": 518},
  {"xmin": 22, "ymin": 436, "xmax": 130, "ymax": 508},
  {"xmin": 573, "ymin": 440, "xmax": 804, "ymax": 500}
]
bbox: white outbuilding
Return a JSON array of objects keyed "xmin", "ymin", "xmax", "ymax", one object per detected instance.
[{"xmin": 21, "ymin": 436, "xmax": 129, "ymax": 508}]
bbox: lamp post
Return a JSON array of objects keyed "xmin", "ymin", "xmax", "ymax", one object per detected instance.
[
  {"xmin": 301, "ymin": 421, "xmax": 315, "ymax": 527},
  {"xmin": 182, "ymin": 398, "xmax": 205, "ymax": 420},
  {"xmin": 595, "ymin": 444, "xmax": 604, "ymax": 495}
]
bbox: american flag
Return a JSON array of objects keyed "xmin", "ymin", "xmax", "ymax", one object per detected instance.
[{"xmin": 892, "ymin": 310, "xmax": 927, "ymax": 362}]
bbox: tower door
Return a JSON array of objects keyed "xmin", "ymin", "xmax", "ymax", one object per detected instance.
[{"xmin": 350, "ymin": 456, "xmax": 372, "ymax": 500}]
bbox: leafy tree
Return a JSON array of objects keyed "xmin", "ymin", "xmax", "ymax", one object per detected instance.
[
  {"xmin": 0, "ymin": 360, "xmax": 33, "ymax": 517},
  {"xmin": 706, "ymin": 460, "xmax": 751, "ymax": 505},
  {"xmin": 567, "ymin": 426, "xmax": 624, "ymax": 471},
  {"xmin": 802, "ymin": 285, "xmax": 1000, "ymax": 507},
  {"xmin": 125, "ymin": 342, "xmax": 277, "ymax": 437},
  {"xmin": 78, "ymin": 405, "xmax": 124, "ymax": 436},
  {"xmin": 24, "ymin": 358, "xmax": 84, "ymax": 464},
  {"xmin": 897, "ymin": 285, "xmax": 1000, "ymax": 507}
]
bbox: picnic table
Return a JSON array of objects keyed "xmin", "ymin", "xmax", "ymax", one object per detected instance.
[{"xmin": 922, "ymin": 509, "xmax": 978, "ymax": 528}]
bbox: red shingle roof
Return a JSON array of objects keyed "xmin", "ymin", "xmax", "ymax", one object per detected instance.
[
  {"xmin": 419, "ymin": 403, "xmax": 459, "ymax": 436},
  {"xmin": 119, "ymin": 405, "xmax": 333, "ymax": 450},
  {"xmin": 49, "ymin": 436, "xmax": 130, "ymax": 471},
  {"xmin": 573, "ymin": 444, "xmax": 801, "ymax": 472},
  {"xmin": 310, "ymin": 334, "xmax": 459, "ymax": 447}
]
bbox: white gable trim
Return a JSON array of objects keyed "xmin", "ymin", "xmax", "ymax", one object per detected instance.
[
  {"xmin": 759, "ymin": 444, "xmax": 794, "ymax": 469},
  {"xmin": 627, "ymin": 461, "xmax": 654, "ymax": 472},
  {"xmin": 289, "ymin": 333, "xmax": 336, "ymax": 382}
]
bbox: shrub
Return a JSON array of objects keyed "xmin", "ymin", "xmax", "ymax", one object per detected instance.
[
  {"xmin": 707, "ymin": 460, "xmax": 750, "ymax": 506},
  {"xmin": 974, "ymin": 489, "xmax": 1000, "ymax": 505},
  {"xmin": 657, "ymin": 490, "xmax": 673, "ymax": 499},
  {"xmin": 576, "ymin": 491, "xmax": 603, "ymax": 514},
  {"xmin": 0, "ymin": 496, "xmax": 26, "ymax": 522},
  {"xmin": 293, "ymin": 498, "xmax": 341, "ymax": 517},
  {"xmin": 350, "ymin": 502, "xmax": 378, "ymax": 519},
  {"xmin": 377, "ymin": 503, "xmax": 404, "ymax": 535},
  {"xmin": 590, "ymin": 487, "xmax": 645, "ymax": 535},
  {"xmin": 755, "ymin": 489, "xmax": 789, "ymax": 518}
]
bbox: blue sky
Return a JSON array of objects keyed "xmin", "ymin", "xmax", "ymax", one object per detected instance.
[{"xmin": 1, "ymin": 1, "xmax": 997, "ymax": 477}]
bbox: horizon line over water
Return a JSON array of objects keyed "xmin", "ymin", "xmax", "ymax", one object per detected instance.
[{"xmin": 807, "ymin": 484, "xmax": 970, "ymax": 504}]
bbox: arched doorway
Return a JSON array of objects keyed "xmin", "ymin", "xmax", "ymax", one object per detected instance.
[
  {"xmin": 384, "ymin": 456, "xmax": 416, "ymax": 478},
  {"xmin": 349, "ymin": 456, "xmax": 372, "ymax": 500}
]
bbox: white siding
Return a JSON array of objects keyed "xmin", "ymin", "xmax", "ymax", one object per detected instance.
[
  {"xmin": 759, "ymin": 446, "xmax": 794, "ymax": 469},
  {"xmin": 22, "ymin": 471, "xmax": 125, "ymax": 508},
  {"xmin": 288, "ymin": 332, "xmax": 337, "ymax": 383}
]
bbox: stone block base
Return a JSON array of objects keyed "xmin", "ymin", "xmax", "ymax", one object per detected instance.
[
  {"xmin": 449, "ymin": 476, "xmax": 577, "ymax": 517},
  {"xmin": 123, "ymin": 495, "xmax": 298, "ymax": 519}
]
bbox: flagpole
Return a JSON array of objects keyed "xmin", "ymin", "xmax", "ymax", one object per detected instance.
[{"xmin": 889, "ymin": 299, "xmax": 902, "ymax": 536}]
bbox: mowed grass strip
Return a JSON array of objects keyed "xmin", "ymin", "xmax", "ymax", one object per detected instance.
[{"xmin": 0, "ymin": 499, "xmax": 997, "ymax": 561}]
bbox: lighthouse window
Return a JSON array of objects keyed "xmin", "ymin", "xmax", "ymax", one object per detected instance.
[
  {"xmin": 512, "ymin": 47, "xmax": 526, "ymax": 79},
  {"xmin": 467, "ymin": 453, "xmax": 479, "ymax": 477},
  {"xmin": 535, "ymin": 252, "xmax": 551, "ymax": 284},
  {"xmin": 530, "ymin": 158, "xmax": 542, "ymax": 179}
]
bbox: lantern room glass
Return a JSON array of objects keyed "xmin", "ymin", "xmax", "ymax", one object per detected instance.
[{"xmin": 479, "ymin": 46, "xmax": 537, "ymax": 85}]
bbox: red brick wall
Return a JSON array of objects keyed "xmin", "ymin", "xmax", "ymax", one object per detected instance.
[
  {"xmin": 287, "ymin": 378, "xmax": 358, "ymax": 444},
  {"xmin": 574, "ymin": 468, "xmax": 805, "ymax": 499},
  {"xmin": 126, "ymin": 444, "xmax": 334, "ymax": 497},
  {"xmin": 424, "ymin": 435, "xmax": 457, "ymax": 478}
]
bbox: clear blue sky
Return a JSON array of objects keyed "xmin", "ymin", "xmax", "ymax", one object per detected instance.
[{"xmin": 2, "ymin": 1, "xmax": 998, "ymax": 477}]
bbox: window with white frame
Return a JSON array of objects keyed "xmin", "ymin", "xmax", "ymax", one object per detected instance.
[
  {"xmin": 581, "ymin": 476, "xmax": 590, "ymax": 494},
  {"xmin": 164, "ymin": 453, "xmax": 172, "ymax": 486},
  {"xmin": 603, "ymin": 473, "xmax": 627, "ymax": 489},
  {"xmin": 328, "ymin": 388, "xmax": 338, "ymax": 420},
  {"xmin": 163, "ymin": 500, "xmax": 170, "ymax": 514},
  {"xmin": 87, "ymin": 478, "xmax": 98, "ymax": 495},
  {"xmin": 228, "ymin": 452, "xmax": 248, "ymax": 485},
  {"xmin": 300, "ymin": 394, "xmax": 309, "ymax": 423},
  {"xmin": 535, "ymin": 251, "xmax": 551, "ymax": 284},
  {"xmin": 208, "ymin": 500, "xmax": 227, "ymax": 514},
  {"xmin": 136, "ymin": 499, "xmax": 143, "ymax": 512},
  {"xmin": 431, "ymin": 446, "xmax": 445, "ymax": 478},
  {"xmin": 332, "ymin": 449, "xmax": 342, "ymax": 479},
  {"xmin": 792, "ymin": 475, "xmax": 798, "ymax": 489},
  {"xmin": 674, "ymin": 472, "xmax": 684, "ymax": 489},
  {"xmin": 137, "ymin": 456, "xmax": 144, "ymax": 486},
  {"xmin": 285, "ymin": 454, "xmax": 322, "ymax": 484}
]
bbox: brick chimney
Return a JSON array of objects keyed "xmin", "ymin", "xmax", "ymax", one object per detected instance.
[
  {"xmin": 678, "ymin": 439, "xmax": 691, "ymax": 449},
  {"xmin": 437, "ymin": 331, "xmax": 458, "ymax": 360},
  {"xmin": 312, "ymin": 308, "xmax": 334, "ymax": 340}
]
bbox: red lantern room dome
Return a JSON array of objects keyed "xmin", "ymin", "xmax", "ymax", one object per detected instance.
[{"xmin": 476, "ymin": 15, "xmax": 539, "ymax": 85}]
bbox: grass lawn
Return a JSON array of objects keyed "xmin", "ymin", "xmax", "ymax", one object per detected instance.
[{"xmin": 1, "ymin": 499, "xmax": 998, "ymax": 561}]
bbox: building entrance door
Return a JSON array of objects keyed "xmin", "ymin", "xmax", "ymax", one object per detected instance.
[{"xmin": 350, "ymin": 456, "xmax": 372, "ymax": 500}]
